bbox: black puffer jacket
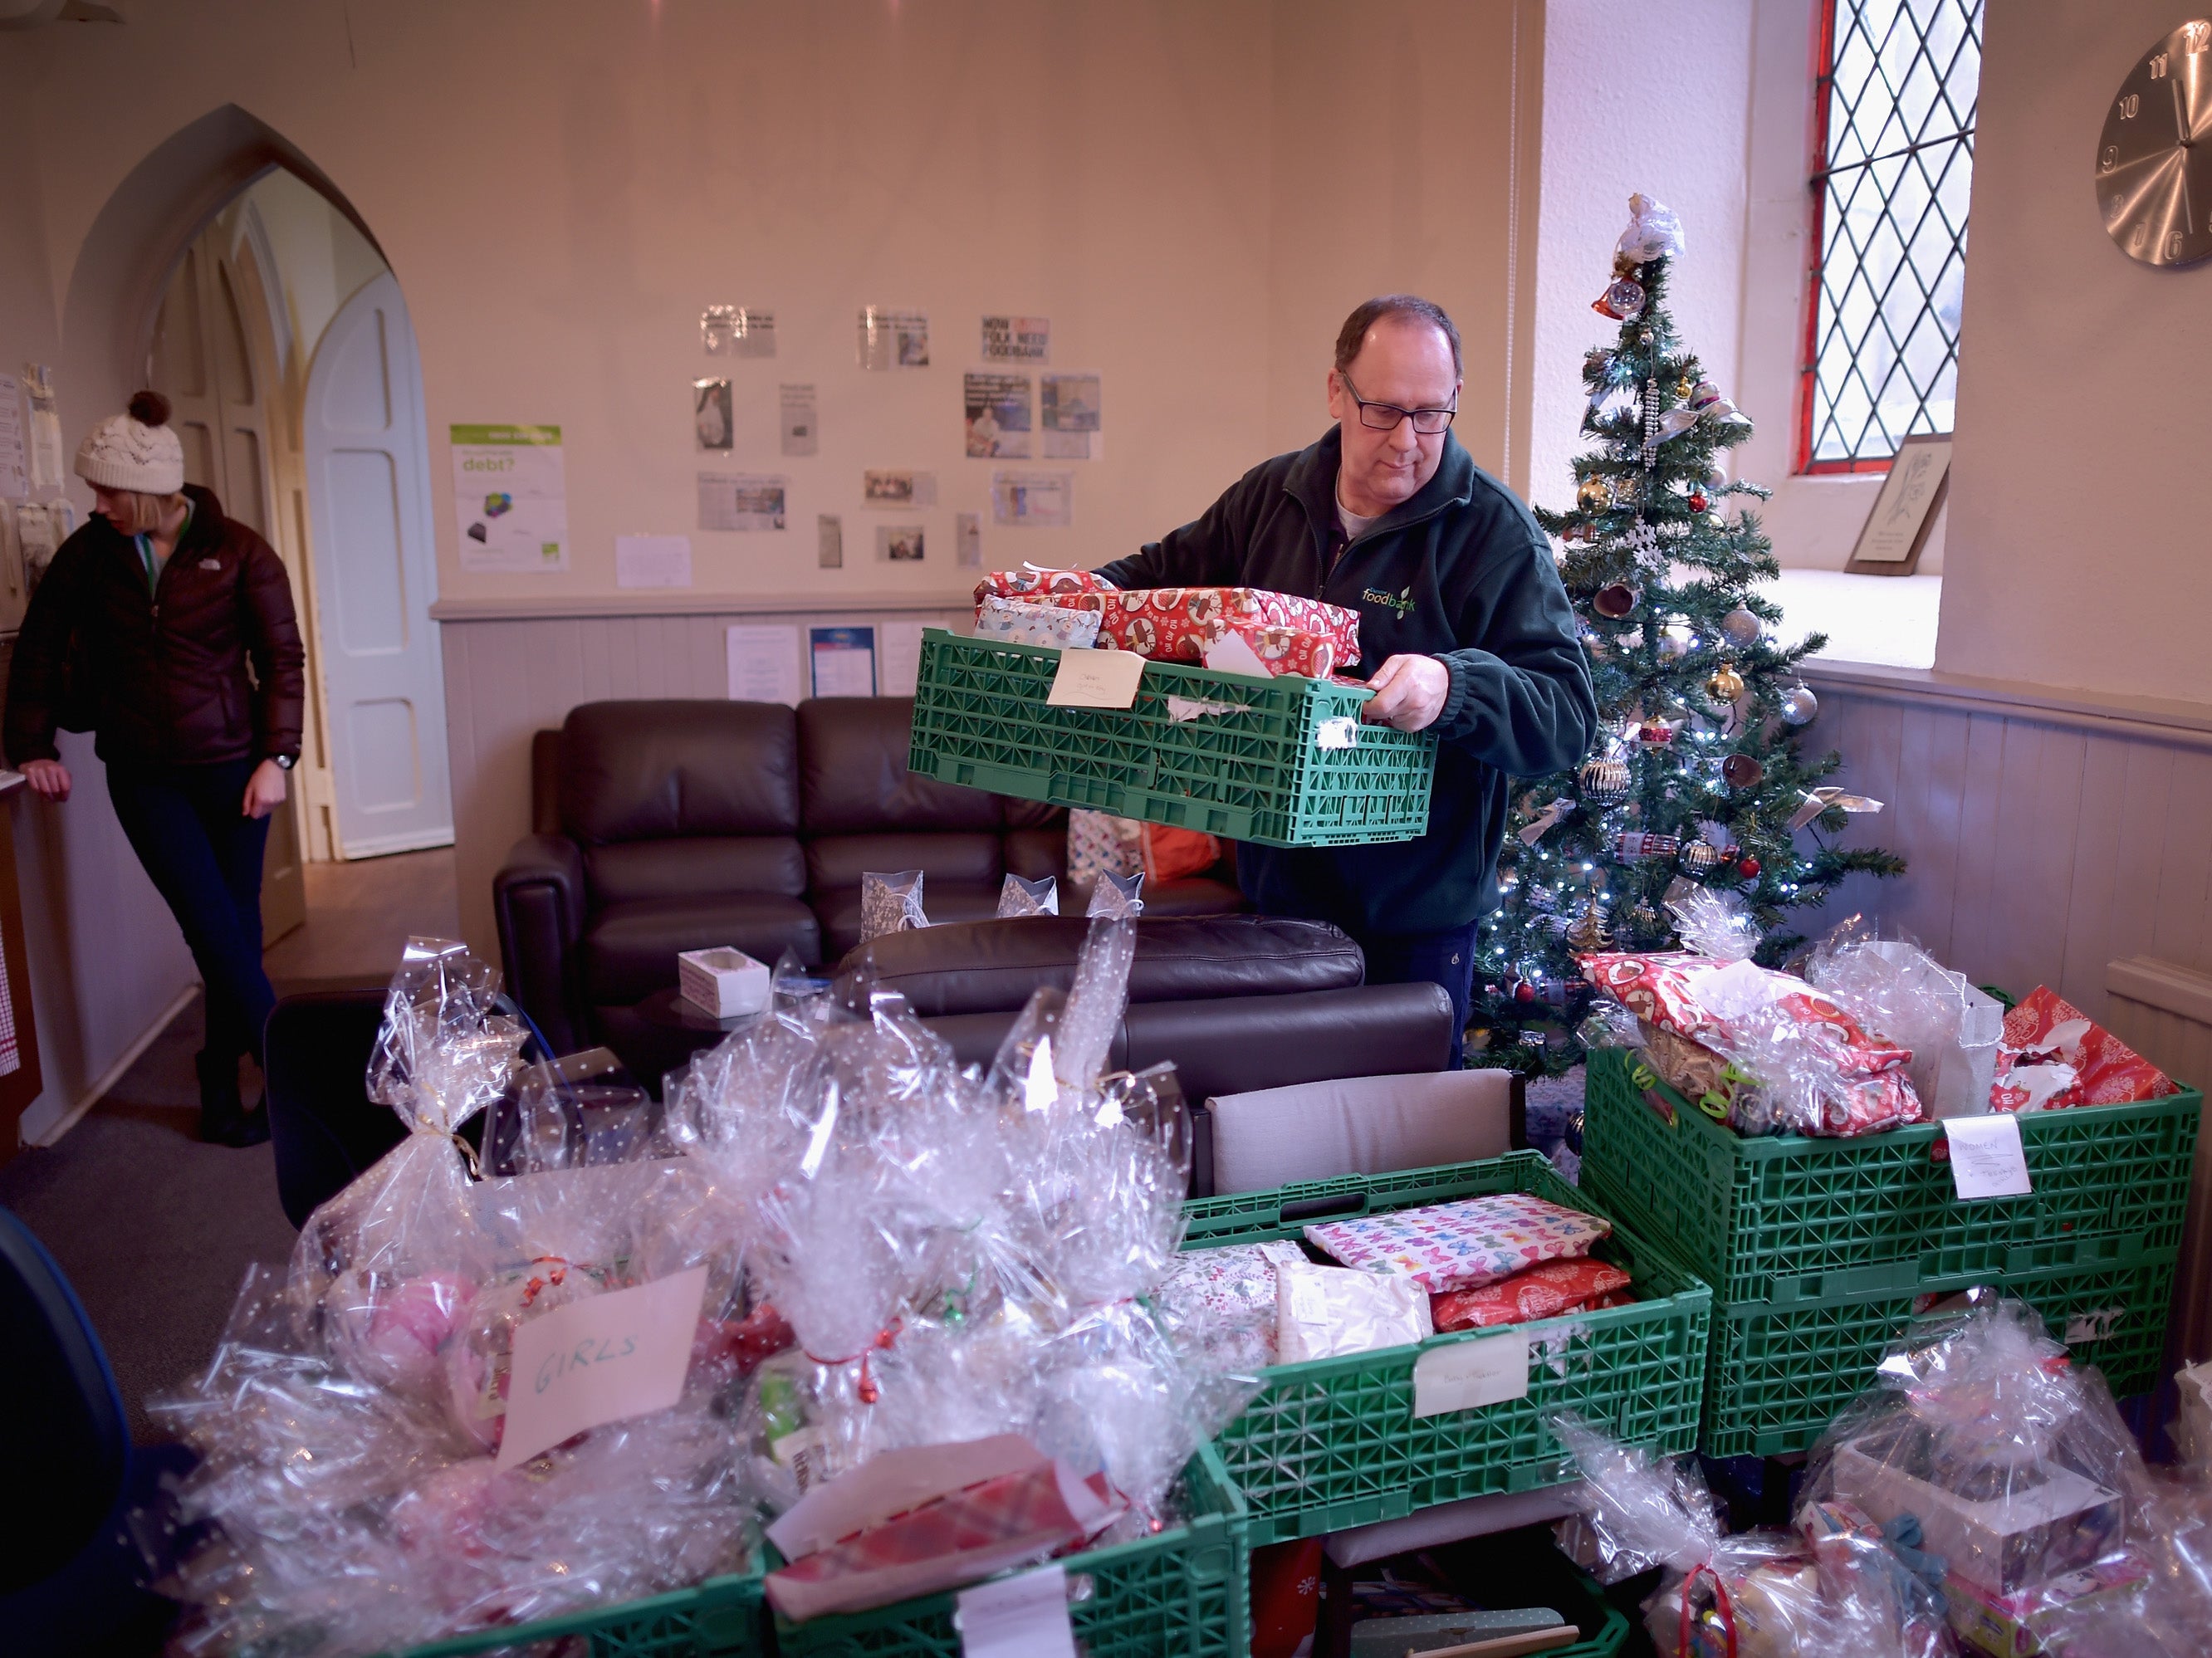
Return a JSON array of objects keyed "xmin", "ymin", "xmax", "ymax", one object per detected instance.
[{"xmin": 4, "ymin": 484, "xmax": 305, "ymax": 768}]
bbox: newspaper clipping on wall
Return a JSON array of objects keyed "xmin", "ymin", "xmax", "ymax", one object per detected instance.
[
  {"xmin": 697, "ymin": 472, "xmax": 789, "ymax": 531},
  {"xmin": 991, "ymin": 470, "xmax": 1073, "ymax": 529},
  {"xmin": 876, "ymin": 524, "xmax": 926, "ymax": 562},
  {"xmin": 1040, "ymin": 373, "xmax": 1101, "ymax": 460},
  {"xmin": 693, "ymin": 379, "xmax": 733, "ymax": 451},
  {"xmin": 858, "ymin": 307, "xmax": 930, "ymax": 369},
  {"xmin": 818, "ymin": 514, "xmax": 844, "ymax": 569},
  {"xmin": 963, "ymin": 373, "xmax": 1032, "ymax": 458},
  {"xmin": 980, "ymin": 315, "xmax": 1050, "ymax": 363},
  {"xmin": 702, "ymin": 306, "xmax": 776, "ymax": 358},
  {"xmin": 780, "ymin": 384, "xmax": 818, "ymax": 457},
  {"xmin": 863, "ymin": 468, "xmax": 937, "ymax": 508},
  {"xmin": 956, "ymin": 511, "xmax": 983, "ymax": 568}
]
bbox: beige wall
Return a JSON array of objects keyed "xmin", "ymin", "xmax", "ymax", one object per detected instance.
[{"xmin": 1934, "ymin": 0, "xmax": 2208, "ymax": 699}]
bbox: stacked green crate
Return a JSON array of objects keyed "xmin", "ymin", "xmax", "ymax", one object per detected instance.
[
  {"xmin": 392, "ymin": 1568, "xmax": 766, "ymax": 1657},
  {"xmin": 1579, "ymin": 1045, "xmax": 2201, "ymax": 1456},
  {"xmin": 1180, "ymin": 1152, "xmax": 1711, "ymax": 1546}
]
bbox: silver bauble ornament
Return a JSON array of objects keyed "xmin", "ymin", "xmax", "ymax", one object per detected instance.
[
  {"xmin": 1779, "ymin": 683, "xmax": 1819, "ymax": 726},
  {"xmin": 1578, "ymin": 755, "xmax": 1630, "ymax": 802},
  {"xmin": 1720, "ymin": 607, "xmax": 1760, "ymax": 648},
  {"xmin": 1680, "ymin": 840, "xmax": 1720, "ymax": 874}
]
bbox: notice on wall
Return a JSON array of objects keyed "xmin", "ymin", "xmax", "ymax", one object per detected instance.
[
  {"xmin": 964, "ymin": 373, "xmax": 1033, "ymax": 458},
  {"xmin": 497, "ymin": 1267, "xmax": 709, "ymax": 1470},
  {"xmin": 956, "ymin": 510, "xmax": 983, "ymax": 569},
  {"xmin": 876, "ymin": 523, "xmax": 926, "ymax": 563},
  {"xmin": 881, "ymin": 620, "xmax": 927, "ymax": 696},
  {"xmin": 615, "ymin": 534, "xmax": 692, "ymax": 589},
  {"xmin": 694, "ymin": 379, "xmax": 733, "ymax": 450},
  {"xmin": 810, "ymin": 625, "xmax": 878, "ymax": 697},
  {"xmin": 858, "ymin": 307, "xmax": 930, "ymax": 369},
  {"xmin": 991, "ymin": 469, "xmax": 1073, "ymax": 529},
  {"xmin": 864, "ymin": 469, "xmax": 937, "ymax": 508},
  {"xmin": 818, "ymin": 513, "xmax": 844, "ymax": 570},
  {"xmin": 451, "ymin": 424, "xmax": 568, "ymax": 572},
  {"xmin": 1041, "ymin": 373, "xmax": 1101, "ymax": 460},
  {"xmin": 702, "ymin": 305, "xmax": 776, "ymax": 358},
  {"xmin": 981, "ymin": 315, "xmax": 1050, "ymax": 364},
  {"xmin": 22, "ymin": 364, "xmax": 61, "ymax": 493},
  {"xmin": 0, "ymin": 374, "xmax": 27, "ymax": 501},
  {"xmin": 698, "ymin": 472, "xmax": 789, "ymax": 531},
  {"xmin": 727, "ymin": 624, "xmax": 802, "ymax": 706},
  {"xmin": 780, "ymin": 384, "xmax": 819, "ymax": 457}
]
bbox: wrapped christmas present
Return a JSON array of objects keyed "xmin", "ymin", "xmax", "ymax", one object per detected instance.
[
  {"xmin": 1304, "ymin": 1191, "xmax": 1610, "ymax": 1296},
  {"xmin": 974, "ymin": 568, "xmax": 1363, "ymax": 672},
  {"xmin": 1989, "ymin": 985, "xmax": 2178, "ymax": 1112},
  {"xmin": 1431, "ymin": 1257, "xmax": 1634, "ymax": 1333}
]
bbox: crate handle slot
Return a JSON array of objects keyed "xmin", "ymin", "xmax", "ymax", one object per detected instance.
[{"xmin": 1279, "ymin": 1191, "xmax": 1370, "ymax": 1225}]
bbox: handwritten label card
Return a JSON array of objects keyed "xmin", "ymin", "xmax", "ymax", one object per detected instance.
[
  {"xmin": 957, "ymin": 1564, "xmax": 1078, "ymax": 1658},
  {"xmin": 1046, "ymin": 648, "xmax": 1143, "ymax": 709},
  {"xmin": 1412, "ymin": 1328, "xmax": 1530, "ymax": 1419},
  {"xmin": 497, "ymin": 1265, "xmax": 709, "ymax": 1469},
  {"xmin": 1944, "ymin": 1114, "xmax": 2033, "ymax": 1201}
]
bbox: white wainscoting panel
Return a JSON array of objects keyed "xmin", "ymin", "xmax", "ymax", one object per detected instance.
[{"xmin": 436, "ymin": 599, "xmax": 971, "ymax": 957}]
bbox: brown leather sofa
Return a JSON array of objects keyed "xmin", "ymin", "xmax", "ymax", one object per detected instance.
[{"xmin": 493, "ymin": 697, "xmax": 1245, "ymax": 1057}]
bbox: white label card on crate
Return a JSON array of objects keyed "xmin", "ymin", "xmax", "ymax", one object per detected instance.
[
  {"xmin": 1046, "ymin": 648, "xmax": 1143, "ymax": 708},
  {"xmin": 1412, "ymin": 1328, "xmax": 1530, "ymax": 1419},
  {"xmin": 1944, "ymin": 1113, "xmax": 2033, "ymax": 1201},
  {"xmin": 957, "ymin": 1564, "xmax": 1078, "ymax": 1658}
]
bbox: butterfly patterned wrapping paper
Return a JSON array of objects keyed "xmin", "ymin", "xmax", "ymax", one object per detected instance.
[{"xmin": 1304, "ymin": 1191, "xmax": 1613, "ymax": 1297}]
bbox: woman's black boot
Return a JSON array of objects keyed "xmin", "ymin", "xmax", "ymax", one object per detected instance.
[{"xmin": 197, "ymin": 1050, "xmax": 269, "ymax": 1148}]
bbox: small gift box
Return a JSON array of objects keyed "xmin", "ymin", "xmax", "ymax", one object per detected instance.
[
  {"xmin": 1430, "ymin": 1257, "xmax": 1633, "ymax": 1333},
  {"xmin": 1305, "ymin": 1191, "xmax": 1611, "ymax": 1296},
  {"xmin": 973, "ymin": 593, "xmax": 1104, "ymax": 649},
  {"xmin": 677, "ymin": 946, "xmax": 771, "ymax": 1019}
]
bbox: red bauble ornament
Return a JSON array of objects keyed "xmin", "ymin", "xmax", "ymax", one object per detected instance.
[
  {"xmin": 1514, "ymin": 982, "xmax": 1537, "ymax": 1004},
  {"xmin": 1737, "ymin": 856, "xmax": 1761, "ymax": 878},
  {"xmin": 1689, "ymin": 491, "xmax": 1709, "ymax": 512}
]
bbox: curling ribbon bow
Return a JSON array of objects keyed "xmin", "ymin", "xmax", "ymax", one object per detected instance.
[{"xmin": 1788, "ymin": 786, "xmax": 1885, "ymax": 833}]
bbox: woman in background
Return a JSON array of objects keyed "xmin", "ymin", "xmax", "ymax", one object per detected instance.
[{"xmin": 4, "ymin": 392, "xmax": 305, "ymax": 1147}]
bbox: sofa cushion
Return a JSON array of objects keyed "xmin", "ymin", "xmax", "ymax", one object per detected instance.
[
  {"xmin": 1205, "ymin": 1070, "xmax": 1511, "ymax": 1196},
  {"xmin": 1003, "ymin": 828, "xmax": 1066, "ymax": 882},
  {"xmin": 835, "ymin": 914, "xmax": 1364, "ymax": 1016},
  {"xmin": 1126, "ymin": 982, "xmax": 1454, "ymax": 1104},
  {"xmin": 800, "ymin": 697, "xmax": 1003, "ymax": 834},
  {"xmin": 562, "ymin": 700, "xmax": 800, "ymax": 843},
  {"xmin": 584, "ymin": 893, "xmax": 822, "ymax": 1000},
  {"xmin": 806, "ymin": 831, "xmax": 1003, "ymax": 895},
  {"xmin": 586, "ymin": 836, "xmax": 808, "ymax": 904},
  {"xmin": 816, "ymin": 878, "xmax": 1008, "ymax": 962}
]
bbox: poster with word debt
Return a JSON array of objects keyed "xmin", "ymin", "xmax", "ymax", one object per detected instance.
[{"xmin": 451, "ymin": 424, "xmax": 568, "ymax": 572}]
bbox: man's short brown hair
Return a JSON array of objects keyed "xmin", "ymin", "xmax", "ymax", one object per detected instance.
[{"xmin": 1334, "ymin": 295, "xmax": 1462, "ymax": 379}]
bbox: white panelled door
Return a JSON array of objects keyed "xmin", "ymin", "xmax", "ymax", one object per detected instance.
[{"xmin": 303, "ymin": 273, "xmax": 453, "ymax": 857}]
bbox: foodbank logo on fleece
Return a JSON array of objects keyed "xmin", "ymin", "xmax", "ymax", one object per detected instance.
[{"xmin": 1361, "ymin": 585, "xmax": 1417, "ymax": 617}]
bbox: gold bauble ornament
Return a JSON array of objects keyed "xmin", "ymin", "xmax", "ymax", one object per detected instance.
[
  {"xmin": 1576, "ymin": 476, "xmax": 1610, "ymax": 512},
  {"xmin": 1705, "ymin": 664, "xmax": 1745, "ymax": 703},
  {"xmin": 1578, "ymin": 755, "xmax": 1630, "ymax": 803}
]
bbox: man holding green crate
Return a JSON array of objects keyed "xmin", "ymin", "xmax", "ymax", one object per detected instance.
[{"xmin": 1095, "ymin": 295, "xmax": 1596, "ymax": 1065}]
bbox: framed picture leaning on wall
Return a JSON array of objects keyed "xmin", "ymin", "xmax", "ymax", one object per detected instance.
[{"xmin": 1845, "ymin": 432, "xmax": 1950, "ymax": 575}]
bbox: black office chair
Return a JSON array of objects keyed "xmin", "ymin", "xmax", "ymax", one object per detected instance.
[{"xmin": 0, "ymin": 1205, "xmax": 186, "ymax": 1654}]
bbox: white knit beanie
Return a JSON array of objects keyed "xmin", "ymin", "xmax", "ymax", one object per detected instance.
[{"xmin": 74, "ymin": 391, "xmax": 185, "ymax": 495}]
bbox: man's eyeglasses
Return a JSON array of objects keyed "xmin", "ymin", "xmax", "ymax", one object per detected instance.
[{"xmin": 1339, "ymin": 372, "xmax": 1457, "ymax": 435}]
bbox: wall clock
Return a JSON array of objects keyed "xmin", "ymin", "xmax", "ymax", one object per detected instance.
[{"xmin": 2097, "ymin": 17, "xmax": 2212, "ymax": 265}]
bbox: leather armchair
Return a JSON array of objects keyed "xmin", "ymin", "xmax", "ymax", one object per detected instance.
[{"xmin": 491, "ymin": 833, "xmax": 585, "ymax": 1054}]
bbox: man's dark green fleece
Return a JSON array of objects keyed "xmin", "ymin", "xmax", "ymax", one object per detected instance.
[{"xmin": 1097, "ymin": 427, "xmax": 1598, "ymax": 937}]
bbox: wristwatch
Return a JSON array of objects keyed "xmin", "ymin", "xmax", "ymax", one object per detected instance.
[{"xmin": 272, "ymin": 754, "xmax": 296, "ymax": 771}]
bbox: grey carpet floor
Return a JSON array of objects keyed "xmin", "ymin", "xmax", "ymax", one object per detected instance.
[{"xmin": 0, "ymin": 990, "xmax": 314, "ymax": 1445}]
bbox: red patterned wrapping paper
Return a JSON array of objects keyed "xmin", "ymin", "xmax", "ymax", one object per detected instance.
[
  {"xmin": 974, "ymin": 572, "xmax": 1362, "ymax": 669},
  {"xmin": 1990, "ymin": 986, "xmax": 2177, "ymax": 1112},
  {"xmin": 1431, "ymin": 1258, "xmax": 1633, "ymax": 1332},
  {"xmin": 1577, "ymin": 951, "xmax": 1912, "ymax": 1080}
]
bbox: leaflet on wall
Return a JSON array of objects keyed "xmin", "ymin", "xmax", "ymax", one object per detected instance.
[
  {"xmin": 694, "ymin": 379, "xmax": 733, "ymax": 451},
  {"xmin": 991, "ymin": 470, "xmax": 1073, "ymax": 529},
  {"xmin": 1040, "ymin": 372, "xmax": 1101, "ymax": 462},
  {"xmin": 876, "ymin": 523, "xmax": 926, "ymax": 563},
  {"xmin": 0, "ymin": 374, "xmax": 27, "ymax": 500},
  {"xmin": 963, "ymin": 373, "xmax": 1033, "ymax": 458},
  {"xmin": 727, "ymin": 624, "xmax": 802, "ymax": 706},
  {"xmin": 23, "ymin": 364, "xmax": 64, "ymax": 493},
  {"xmin": 780, "ymin": 384, "xmax": 819, "ymax": 457},
  {"xmin": 451, "ymin": 424, "xmax": 569, "ymax": 572},
  {"xmin": 858, "ymin": 307, "xmax": 930, "ymax": 369},
  {"xmin": 14, "ymin": 503, "xmax": 59, "ymax": 595},
  {"xmin": 615, "ymin": 534, "xmax": 692, "ymax": 589},
  {"xmin": 698, "ymin": 472, "xmax": 789, "ymax": 531},
  {"xmin": 863, "ymin": 469, "xmax": 937, "ymax": 508},
  {"xmin": 880, "ymin": 621, "xmax": 927, "ymax": 696},
  {"xmin": 810, "ymin": 626, "xmax": 878, "ymax": 697},
  {"xmin": 818, "ymin": 513, "xmax": 844, "ymax": 569},
  {"xmin": 702, "ymin": 306, "xmax": 776, "ymax": 358},
  {"xmin": 981, "ymin": 315, "xmax": 1050, "ymax": 364},
  {"xmin": 956, "ymin": 510, "xmax": 983, "ymax": 568}
]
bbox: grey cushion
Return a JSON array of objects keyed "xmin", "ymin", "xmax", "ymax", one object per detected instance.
[{"xmin": 1206, "ymin": 1070, "xmax": 1512, "ymax": 1195}]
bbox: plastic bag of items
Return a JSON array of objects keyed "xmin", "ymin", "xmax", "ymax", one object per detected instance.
[
  {"xmin": 1799, "ymin": 1297, "xmax": 2212, "ymax": 1658},
  {"xmin": 859, "ymin": 868, "xmax": 930, "ymax": 942},
  {"xmin": 997, "ymin": 872, "xmax": 1059, "ymax": 917},
  {"xmin": 1578, "ymin": 889, "xmax": 1924, "ymax": 1137},
  {"xmin": 1551, "ymin": 1411, "xmax": 1956, "ymax": 1658},
  {"xmin": 146, "ymin": 946, "xmax": 771, "ymax": 1657},
  {"xmin": 1804, "ymin": 918, "xmax": 2004, "ymax": 1119}
]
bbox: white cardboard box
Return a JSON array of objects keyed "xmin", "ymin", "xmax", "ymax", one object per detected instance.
[{"xmin": 677, "ymin": 946, "xmax": 771, "ymax": 1019}]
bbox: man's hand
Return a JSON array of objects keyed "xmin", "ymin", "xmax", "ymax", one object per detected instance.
[
  {"xmin": 22, "ymin": 758, "xmax": 71, "ymax": 801},
  {"xmin": 242, "ymin": 759, "xmax": 288, "ymax": 819},
  {"xmin": 1361, "ymin": 654, "xmax": 1451, "ymax": 731}
]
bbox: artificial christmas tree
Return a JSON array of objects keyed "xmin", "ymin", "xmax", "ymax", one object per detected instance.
[{"xmin": 1471, "ymin": 195, "xmax": 1901, "ymax": 1078}]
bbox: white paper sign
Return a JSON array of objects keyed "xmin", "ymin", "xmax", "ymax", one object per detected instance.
[
  {"xmin": 881, "ymin": 621, "xmax": 926, "ymax": 696},
  {"xmin": 1412, "ymin": 1328, "xmax": 1531, "ymax": 1420},
  {"xmin": 727, "ymin": 624, "xmax": 802, "ymax": 706},
  {"xmin": 0, "ymin": 374, "xmax": 27, "ymax": 501},
  {"xmin": 1945, "ymin": 1113, "xmax": 2033, "ymax": 1201},
  {"xmin": 615, "ymin": 534, "xmax": 692, "ymax": 589},
  {"xmin": 1048, "ymin": 648, "xmax": 1143, "ymax": 709},
  {"xmin": 781, "ymin": 384, "xmax": 818, "ymax": 456},
  {"xmin": 451, "ymin": 424, "xmax": 567, "ymax": 572},
  {"xmin": 497, "ymin": 1266, "xmax": 708, "ymax": 1469},
  {"xmin": 957, "ymin": 1564, "xmax": 1078, "ymax": 1658}
]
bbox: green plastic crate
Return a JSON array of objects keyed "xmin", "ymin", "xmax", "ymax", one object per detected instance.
[
  {"xmin": 1701, "ymin": 1250, "xmax": 2180, "ymax": 1458},
  {"xmin": 1579, "ymin": 1046, "xmax": 2204, "ymax": 1308},
  {"xmin": 1180, "ymin": 1152, "xmax": 1711, "ymax": 1547},
  {"xmin": 906, "ymin": 629, "xmax": 1436, "ymax": 847},
  {"xmin": 391, "ymin": 1568, "xmax": 766, "ymax": 1657},
  {"xmin": 773, "ymin": 1445, "xmax": 1249, "ymax": 1658}
]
